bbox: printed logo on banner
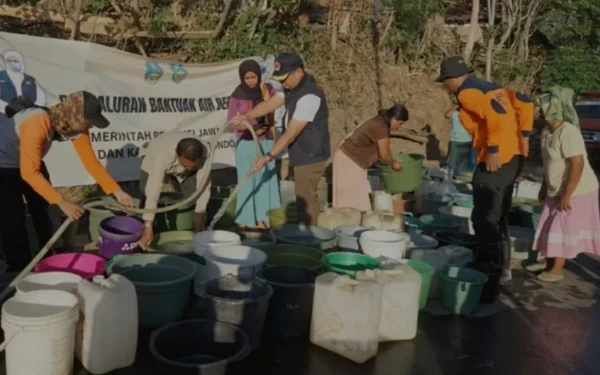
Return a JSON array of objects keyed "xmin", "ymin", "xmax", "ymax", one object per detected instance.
[
  {"xmin": 169, "ymin": 63, "xmax": 188, "ymax": 84},
  {"xmin": 144, "ymin": 61, "xmax": 163, "ymax": 84},
  {"xmin": 0, "ymin": 49, "xmax": 47, "ymax": 112}
]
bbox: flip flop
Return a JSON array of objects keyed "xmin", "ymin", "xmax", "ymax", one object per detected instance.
[
  {"xmin": 524, "ymin": 263, "xmax": 546, "ymax": 272},
  {"xmin": 537, "ymin": 272, "xmax": 564, "ymax": 282}
]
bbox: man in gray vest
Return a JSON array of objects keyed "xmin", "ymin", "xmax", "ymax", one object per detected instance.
[{"xmin": 230, "ymin": 52, "xmax": 330, "ymax": 225}]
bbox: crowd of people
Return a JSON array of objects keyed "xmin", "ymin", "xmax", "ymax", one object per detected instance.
[{"xmin": 0, "ymin": 52, "xmax": 598, "ymax": 283}]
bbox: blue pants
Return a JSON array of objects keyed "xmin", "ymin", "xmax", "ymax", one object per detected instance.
[{"xmin": 234, "ymin": 139, "xmax": 281, "ymax": 227}]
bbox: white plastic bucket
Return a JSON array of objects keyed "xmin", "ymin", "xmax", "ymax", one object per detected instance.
[
  {"xmin": 359, "ymin": 230, "xmax": 407, "ymax": 261},
  {"xmin": 335, "ymin": 225, "xmax": 370, "ymax": 252},
  {"xmin": 1, "ymin": 290, "xmax": 79, "ymax": 375},
  {"xmin": 16, "ymin": 272, "xmax": 82, "ymax": 296},
  {"xmin": 192, "ymin": 230, "xmax": 241, "ymax": 257},
  {"xmin": 195, "ymin": 245, "xmax": 267, "ymax": 293}
]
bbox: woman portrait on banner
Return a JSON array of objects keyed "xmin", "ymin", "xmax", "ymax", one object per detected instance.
[
  {"xmin": 227, "ymin": 59, "xmax": 281, "ymax": 229},
  {"xmin": 333, "ymin": 103, "xmax": 409, "ymax": 211},
  {"xmin": 0, "ymin": 92, "xmax": 133, "ymax": 272}
]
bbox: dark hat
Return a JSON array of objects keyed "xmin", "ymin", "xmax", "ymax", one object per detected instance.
[
  {"xmin": 435, "ymin": 56, "xmax": 474, "ymax": 82},
  {"xmin": 272, "ymin": 52, "xmax": 304, "ymax": 81},
  {"xmin": 82, "ymin": 91, "xmax": 109, "ymax": 129}
]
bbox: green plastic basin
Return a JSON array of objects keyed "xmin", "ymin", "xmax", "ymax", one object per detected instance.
[
  {"xmin": 148, "ymin": 231, "xmax": 194, "ymax": 256},
  {"xmin": 322, "ymin": 252, "xmax": 381, "ymax": 278},
  {"xmin": 439, "ymin": 266, "xmax": 488, "ymax": 315},
  {"xmin": 376, "ymin": 154, "xmax": 424, "ymax": 193}
]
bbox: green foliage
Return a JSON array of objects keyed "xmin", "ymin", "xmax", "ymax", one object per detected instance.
[
  {"xmin": 539, "ymin": 0, "xmax": 600, "ymax": 49},
  {"xmin": 84, "ymin": 0, "xmax": 110, "ymax": 14},
  {"xmin": 540, "ymin": 47, "xmax": 600, "ymax": 93},
  {"xmin": 147, "ymin": 6, "xmax": 177, "ymax": 33},
  {"xmin": 387, "ymin": 0, "xmax": 446, "ymax": 45}
]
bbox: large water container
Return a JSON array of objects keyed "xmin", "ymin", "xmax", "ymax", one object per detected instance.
[
  {"xmin": 76, "ymin": 275, "xmax": 138, "ymax": 374},
  {"xmin": 410, "ymin": 248, "xmax": 449, "ymax": 299},
  {"xmin": 310, "ymin": 272, "xmax": 383, "ymax": 364},
  {"xmin": 371, "ymin": 191, "xmax": 394, "ymax": 212},
  {"xmin": 370, "ymin": 265, "xmax": 421, "ymax": 341},
  {"xmin": 362, "ymin": 211, "xmax": 404, "ymax": 232},
  {"xmin": 317, "ymin": 208, "xmax": 362, "ymax": 230}
]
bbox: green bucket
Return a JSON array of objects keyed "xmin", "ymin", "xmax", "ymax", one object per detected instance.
[
  {"xmin": 155, "ymin": 192, "xmax": 195, "ymax": 233},
  {"xmin": 401, "ymin": 259, "xmax": 435, "ymax": 310},
  {"xmin": 376, "ymin": 153, "xmax": 424, "ymax": 193},
  {"xmin": 322, "ymin": 252, "xmax": 381, "ymax": 278},
  {"xmin": 207, "ymin": 185, "xmax": 238, "ymax": 229},
  {"xmin": 260, "ymin": 244, "xmax": 325, "ymax": 271},
  {"xmin": 439, "ymin": 266, "xmax": 488, "ymax": 315},
  {"xmin": 419, "ymin": 214, "xmax": 461, "ymax": 236},
  {"xmin": 267, "ymin": 204, "xmax": 299, "ymax": 228},
  {"xmin": 147, "ymin": 231, "xmax": 194, "ymax": 257},
  {"xmin": 515, "ymin": 204, "xmax": 543, "ymax": 230}
]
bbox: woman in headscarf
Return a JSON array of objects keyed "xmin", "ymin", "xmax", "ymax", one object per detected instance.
[
  {"xmin": 227, "ymin": 60, "xmax": 281, "ymax": 229},
  {"xmin": 333, "ymin": 103, "xmax": 409, "ymax": 211},
  {"xmin": 526, "ymin": 85, "xmax": 600, "ymax": 281},
  {"xmin": 0, "ymin": 91, "xmax": 133, "ymax": 272}
]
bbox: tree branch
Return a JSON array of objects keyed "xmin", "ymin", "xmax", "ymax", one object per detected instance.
[{"xmin": 213, "ymin": 0, "xmax": 234, "ymax": 39}]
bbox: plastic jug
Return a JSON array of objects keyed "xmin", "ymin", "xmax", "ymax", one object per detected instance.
[
  {"xmin": 440, "ymin": 245, "xmax": 473, "ymax": 267},
  {"xmin": 371, "ymin": 191, "xmax": 394, "ymax": 212},
  {"xmin": 410, "ymin": 248, "xmax": 449, "ymax": 299},
  {"xmin": 317, "ymin": 208, "xmax": 362, "ymax": 230},
  {"xmin": 76, "ymin": 275, "xmax": 138, "ymax": 374},
  {"xmin": 310, "ymin": 272, "xmax": 383, "ymax": 364},
  {"xmin": 362, "ymin": 211, "xmax": 404, "ymax": 232},
  {"xmin": 369, "ymin": 265, "xmax": 421, "ymax": 341}
]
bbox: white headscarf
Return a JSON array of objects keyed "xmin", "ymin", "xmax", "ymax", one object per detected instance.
[{"xmin": 3, "ymin": 50, "xmax": 25, "ymax": 74}]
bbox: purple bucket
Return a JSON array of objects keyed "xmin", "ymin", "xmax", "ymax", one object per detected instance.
[{"xmin": 98, "ymin": 216, "xmax": 144, "ymax": 259}]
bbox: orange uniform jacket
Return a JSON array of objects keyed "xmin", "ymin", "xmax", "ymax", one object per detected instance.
[{"xmin": 457, "ymin": 76, "xmax": 533, "ymax": 164}]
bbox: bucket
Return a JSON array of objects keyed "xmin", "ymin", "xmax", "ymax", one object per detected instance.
[
  {"xmin": 359, "ymin": 230, "xmax": 408, "ymax": 261},
  {"xmin": 439, "ymin": 266, "xmax": 488, "ymax": 315},
  {"xmin": 405, "ymin": 232, "xmax": 439, "ymax": 252},
  {"xmin": 16, "ymin": 272, "xmax": 82, "ymax": 296},
  {"xmin": 239, "ymin": 231, "xmax": 277, "ymax": 248},
  {"xmin": 270, "ymin": 224, "xmax": 336, "ymax": 252},
  {"xmin": 422, "ymin": 194, "xmax": 454, "ymax": 215},
  {"xmin": 334, "ymin": 225, "xmax": 370, "ymax": 252},
  {"xmin": 192, "ymin": 231, "xmax": 242, "ymax": 258},
  {"xmin": 150, "ymin": 319, "xmax": 251, "ymax": 375},
  {"xmin": 1, "ymin": 290, "xmax": 79, "ymax": 375},
  {"xmin": 259, "ymin": 244, "xmax": 324, "ymax": 271},
  {"xmin": 98, "ymin": 216, "xmax": 144, "ymax": 259},
  {"xmin": 149, "ymin": 231, "xmax": 194, "ymax": 256},
  {"xmin": 267, "ymin": 204, "xmax": 299, "ymax": 227},
  {"xmin": 34, "ymin": 253, "xmax": 106, "ymax": 279},
  {"xmin": 433, "ymin": 231, "xmax": 478, "ymax": 251},
  {"xmin": 155, "ymin": 192, "xmax": 196, "ymax": 233},
  {"xmin": 470, "ymin": 262, "xmax": 502, "ymax": 304},
  {"xmin": 81, "ymin": 196, "xmax": 141, "ymax": 243},
  {"xmin": 438, "ymin": 205, "xmax": 474, "ymax": 234},
  {"xmin": 376, "ymin": 153, "xmax": 424, "ymax": 193},
  {"xmin": 400, "ymin": 259, "xmax": 435, "ymax": 310},
  {"xmin": 261, "ymin": 266, "xmax": 318, "ymax": 338},
  {"xmin": 451, "ymin": 193, "xmax": 474, "ymax": 208},
  {"xmin": 107, "ymin": 253, "xmax": 197, "ymax": 328},
  {"xmin": 207, "ymin": 185, "xmax": 237, "ymax": 230},
  {"xmin": 419, "ymin": 215, "xmax": 461, "ymax": 236},
  {"xmin": 199, "ymin": 245, "xmax": 267, "ymax": 287},
  {"xmin": 322, "ymin": 252, "xmax": 381, "ymax": 278},
  {"xmin": 194, "ymin": 275, "xmax": 273, "ymax": 350},
  {"xmin": 508, "ymin": 225, "xmax": 541, "ymax": 268},
  {"xmin": 0, "ymin": 273, "xmax": 18, "ymax": 305}
]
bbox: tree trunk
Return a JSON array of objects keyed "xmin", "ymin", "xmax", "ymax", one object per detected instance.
[
  {"xmin": 213, "ymin": 0, "xmax": 234, "ymax": 39},
  {"xmin": 69, "ymin": 0, "xmax": 84, "ymax": 40},
  {"xmin": 463, "ymin": 0, "xmax": 480, "ymax": 62},
  {"xmin": 485, "ymin": 0, "xmax": 496, "ymax": 81}
]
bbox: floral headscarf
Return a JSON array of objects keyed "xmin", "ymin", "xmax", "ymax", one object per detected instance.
[{"xmin": 536, "ymin": 85, "xmax": 580, "ymax": 127}]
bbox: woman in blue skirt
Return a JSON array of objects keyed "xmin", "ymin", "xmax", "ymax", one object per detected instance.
[{"xmin": 227, "ymin": 60, "xmax": 281, "ymax": 229}]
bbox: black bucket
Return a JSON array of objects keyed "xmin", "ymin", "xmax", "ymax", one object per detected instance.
[
  {"xmin": 470, "ymin": 262, "xmax": 501, "ymax": 304},
  {"xmin": 261, "ymin": 266, "xmax": 318, "ymax": 338},
  {"xmin": 194, "ymin": 275, "xmax": 273, "ymax": 350},
  {"xmin": 433, "ymin": 231, "xmax": 478, "ymax": 251},
  {"xmin": 150, "ymin": 319, "xmax": 251, "ymax": 375}
]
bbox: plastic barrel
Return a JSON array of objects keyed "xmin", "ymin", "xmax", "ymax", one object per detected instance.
[
  {"xmin": 150, "ymin": 319, "xmax": 251, "ymax": 375},
  {"xmin": 322, "ymin": 252, "xmax": 381, "ymax": 278},
  {"xmin": 260, "ymin": 244, "xmax": 324, "ymax": 271},
  {"xmin": 439, "ymin": 266, "xmax": 488, "ymax": 315},
  {"xmin": 401, "ymin": 259, "xmax": 435, "ymax": 310},
  {"xmin": 98, "ymin": 216, "xmax": 144, "ymax": 259},
  {"xmin": 107, "ymin": 253, "xmax": 197, "ymax": 328},
  {"xmin": 261, "ymin": 266, "xmax": 318, "ymax": 338},
  {"xmin": 194, "ymin": 275, "xmax": 273, "ymax": 350}
]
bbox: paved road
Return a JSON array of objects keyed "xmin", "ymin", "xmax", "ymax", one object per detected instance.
[{"xmin": 1, "ymin": 255, "xmax": 599, "ymax": 375}]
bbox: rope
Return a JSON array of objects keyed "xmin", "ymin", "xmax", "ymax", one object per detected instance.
[{"xmin": 0, "ymin": 121, "xmax": 261, "ymax": 302}]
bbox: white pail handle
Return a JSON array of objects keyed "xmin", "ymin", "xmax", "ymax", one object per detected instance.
[{"xmin": 0, "ymin": 329, "xmax": 21, "ymax": 352}]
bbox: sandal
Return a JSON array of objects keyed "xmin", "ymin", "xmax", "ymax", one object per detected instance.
[
  {"xmin": 524, "ymin": 263, "xmax": 546, "ymax": 272},
  {"xmin": 537, "ymin": 272, "xmax": 564, "ymax": 282}
]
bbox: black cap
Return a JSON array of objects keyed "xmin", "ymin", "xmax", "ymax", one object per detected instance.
[
  {"xmin": 272, "ymin": 52, "xmax": 304, "ymax": 81},
  {"xmin": 435, "ymin": 56, "xmax": 474, "ymax": 82},
  {"xmin": 82, "ymin": 91, "xmax": 110, "ymax": 129}
]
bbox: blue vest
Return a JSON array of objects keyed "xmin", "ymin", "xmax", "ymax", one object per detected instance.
[
  {"xmin": 284, "ymin": 73, "xmax": 330, "ymax": 166},
  {"xmin": 0, "ymin": 70, "xmax": 38, "ymax": 104}
]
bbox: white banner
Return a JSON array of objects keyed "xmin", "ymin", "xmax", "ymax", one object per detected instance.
[{"xmin": 0, "ymin": 32, "xmax": 276, "ymax": 187}]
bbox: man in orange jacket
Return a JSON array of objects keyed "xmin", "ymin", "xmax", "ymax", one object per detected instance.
[{"xmin": 436, "ymin": 56, "xmax": 533, "ymax": 284}]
